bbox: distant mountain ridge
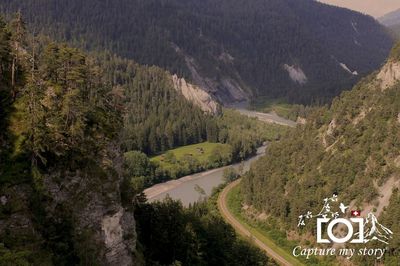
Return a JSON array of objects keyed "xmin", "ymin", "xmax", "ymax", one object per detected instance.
[
  {"xmin": 379, "ymin": 9, "xmax": 400, "ymax": 41},
  {"xmin": 379, "ymin": 8, "xmax": 400, "ymax": 26},
  {"xmin": 0, "ymin": 0, "xmax": 394, "ymax": 104}
]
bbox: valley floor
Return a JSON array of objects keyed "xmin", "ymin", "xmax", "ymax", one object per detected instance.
[{"xmin": 144, "ymin": 145, "xmax": 267, "ymax": 206}]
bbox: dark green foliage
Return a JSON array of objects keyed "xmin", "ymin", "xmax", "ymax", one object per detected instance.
[
  {"xmin": 208, "ymin": 145, "xmax": 233, "ymax": 168},
  {"xmin": 380, "ymin": 188, "xmax": 400, "ymax": 264},
  {"xmin": 241, "ymin": 59, "xmax": 400, "ymax": 263},
  {"xmin": 135, "ymin": 197, "xmax": 270, "ymax": 266},
  {"xmin": 217, "ymin": 109, "xmax": 286, "ymax": 161},
  {"xmin": 120, "ymin": 65, "xmax": 217, "ymax": 155},
  {"xmin": 1, "ymin": 37, "xmax": 114, "ymax": 265},
  {"xmin": 0, "ymin": 16, "xmax": 12, "ymax": 166},
  {"xmin": 0, "ymin": 14, "xmax": 276, "ymax": 265},
  {"xmin": 20, "ymin": 42, "xmax": 115, "ymax": 166},
  {"xmin": 0, "ymin": 243, "xmax": 30, "ymax": 266},
  {"xmin": 122, "ymin": 151, "xmax": 152, "ymax": 202},
  {"xmin": 147, "ymin": 111, "xmax": 287, "ymax": 185},
  {"xmin": 124, "ymin": 151, "xmax": 151, "ymax": 177},
  {"xmin": 31, "ymin": 196, "xmax": 80, "ymax": 266},
  {"xmin": 223, "ymin": 167, "xmax": 238, "ymax": 183},
  {"xmin": 0, "ymin": 0, "xmax": 393, "ymax": 104},
  {"xmin": 83, "ymin": 51, "xmax": 219, "ymax": 156},
  {"xmin": 389, "ymin": 41, "xmax": 400, "ymax": 62}
]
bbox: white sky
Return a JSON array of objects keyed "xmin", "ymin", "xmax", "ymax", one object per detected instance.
[{"xmin": 318, "ymin": 0, "xmax": 400, "ymax": 18}]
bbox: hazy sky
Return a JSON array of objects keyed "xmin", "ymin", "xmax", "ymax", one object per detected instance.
[{"xmin": 318, "ymin": 0, "xmax": 400, "ymax": 18}]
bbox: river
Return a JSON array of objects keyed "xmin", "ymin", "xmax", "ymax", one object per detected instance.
[
  {"xmin": 144, "ymin": 145, "xmax": 267, "ymax": 206},
  {"xmin": 144, "ymin": 107, "xmax": 295, "ymax": 206}
]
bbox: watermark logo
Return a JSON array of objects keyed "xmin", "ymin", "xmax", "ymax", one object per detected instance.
[{"xmin": 293, "ymin": 194, "xmax": 393, "ymax": 260}]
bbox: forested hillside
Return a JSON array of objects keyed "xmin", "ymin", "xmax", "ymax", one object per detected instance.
[
  {"xmin": 0, "ymin": 0, "xmax": 393, "ymax": 104},
  {"xmin": 92, "ymin": 53, "xmax": 218, "ymax": 155},
  {"xmin": 135, "ymin": 196, "xmax": 270, "ymax": 266},
  {"xmin": 0, "ymin": 15, "xmax": 137, "ymax": 265},
  {"xmin": 241, "ymin": 44, "xmax": 400, "ymax": 264},
  {"xmin": 0, "ymin": 14, "xmax": 272, "ymax": 265}
]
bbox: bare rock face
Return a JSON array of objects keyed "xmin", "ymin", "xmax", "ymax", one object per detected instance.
[
  {"xmin": 377, "ymin": 61, "xmax": 400, "ymax": 90},
  {"xmin": 172, "ymin": 74, "xmax": 219, "ymax": 114},
  {"xmin": 102, "ymin": 208, "xmax": 134, "ymax": 265},
  {"xmin": 283, "ymin": 64, "xmax": 307, "ymax": 85},
  {"xmin": 172, "ymin": 43, "xmax": 250, "ymax": 104},
  {"xmin": 43, "ymin": 142, "xmax": 137, "ymax": 266}
]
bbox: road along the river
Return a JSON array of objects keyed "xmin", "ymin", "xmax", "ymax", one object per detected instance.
[
  {"xmin": 218, "ymin": 179, "xmax": 293, "ymax": 266},
  {"xmin": 144, "ymin": 108, "xmax": 297, "ymax": 263}
]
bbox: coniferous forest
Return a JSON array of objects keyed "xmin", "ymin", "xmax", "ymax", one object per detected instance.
[
  {"xmin": 241, "ymin": 44, "xmax": 400, "ymax": 265},
  {"xmin": 0, "ymin": 1, "xmax": 400, "ymax": 266},
  {"xmin": 0, "ymin": 14, "xmax": 275, "ymax": 265},
  {"xmin": 0, "ymin": 0, "xmax": 393, "ymax": 104}
]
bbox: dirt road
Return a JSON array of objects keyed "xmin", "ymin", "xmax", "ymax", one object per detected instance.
[{"xmin": 217, "ymin": 179, "xmax": 293, "ymax": 266}]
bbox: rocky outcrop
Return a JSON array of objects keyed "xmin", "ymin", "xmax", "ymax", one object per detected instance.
[
  {"xmin": 172, "ymin": 74, "xmax": 219, "ymax": 114},
  {"xmin": 283, "ymin": 64, "xmax": 307, "ymax": 85},
  {"xmin": 377, "ymin": 61, "xmax": 400, "ymax": 90},
  {"xmin": 102, "ymin": 208, "xmax": 134, "ymax": 265},
  {"xmin": 42, "ymin": 142, "xmax": 137, "ymax": 265},
  {"xmin": 172, "ymin": 43, "xmax": 250, "ymax": 104}
]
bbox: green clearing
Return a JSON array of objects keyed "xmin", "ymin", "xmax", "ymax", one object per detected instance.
[
  {"xmin": 226, "ymin": 184, "xmax": 310, "ymax": 266},
  {"xmin": 151, "ymin": 142, "xmax": 230, "ymax": 167}
]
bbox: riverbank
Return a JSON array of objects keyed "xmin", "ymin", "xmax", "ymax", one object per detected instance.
[
  {"xmin": 235, "ymin": 108, "xmax": 297, "ymax": 127},
  {"xmin": 144, "ymin": 145, "xmax": 267, "ymax": 206}
]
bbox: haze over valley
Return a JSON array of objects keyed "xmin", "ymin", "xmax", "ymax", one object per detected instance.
[{"xmin": 0, "ymin": 1, "xmax": 399, "ymax": 265}]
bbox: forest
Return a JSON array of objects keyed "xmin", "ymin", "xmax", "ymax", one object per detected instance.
[
  {"xmin": 0, "ymin": 1, "xmax": 398, "ymax": 264},
  {"xmin": 241, "ymin": 44, "xmax": 400, "ymax": 264},
  {"xmin": 0, "ymin": 14, "xmax": 275, "ymax": 265},
  {"xmin": 134, "ymin": 194, "xmax": 271, "ymax": 266},
  {"xmin": 0, "ymin": 0, "xmax": 393, "ymax": 104}
]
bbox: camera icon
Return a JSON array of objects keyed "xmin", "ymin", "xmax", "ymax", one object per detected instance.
[{"xmin": 317, "ymin": 218, "xmax": 365, "ymax": 244}]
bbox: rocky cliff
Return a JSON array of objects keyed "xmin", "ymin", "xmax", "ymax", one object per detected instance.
[
  {"xmin": 377, "ymin": 61, "xmax": 400, "ymax": 90},
  {"xmin": 42, "ymin": 143, "xmax": 137, "ymax": 265},
  {"xmin": 0, "ymin": 145, "xmax": 138, "ymax": 266},
  {"xmin": 171, "ymin": 74, "xmax": 219, "ymax": 114}
]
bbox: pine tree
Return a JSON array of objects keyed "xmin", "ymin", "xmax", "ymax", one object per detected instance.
[{"xmin": 9, "ymin": 11, "xmax": 26, "ymax": 100}]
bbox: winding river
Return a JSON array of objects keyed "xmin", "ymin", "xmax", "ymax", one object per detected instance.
[
  {"xmin": 144, "ymin": 145, "xmax": 267, "ymax": 206},
  {"xmin": 144, "ymin": 108, "xmax": 295, "ymax": 206}
]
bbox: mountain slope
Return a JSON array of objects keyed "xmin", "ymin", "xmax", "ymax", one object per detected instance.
[
  {"xmin": 389, "ymin": 24, "xmax": 400, "ymax": 40},
  {"xmin": 379, "ymin": 8, "xmax": 400, "ymax": 27},
  {"xmin": 379, "ymin": 9, "xmax": 400, "ymax": 41},
  {"xmin": 241, "ymin": 43, "xmax": 400, "ymax": 264},
  {"xmin": 0, "ymin": 14, "xmax": 223, "ymax": 264},
  {"xmin": 0, "ymin": 0, "xmax": 393, "ymax": 104}
]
